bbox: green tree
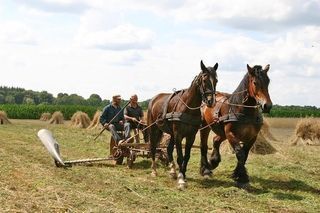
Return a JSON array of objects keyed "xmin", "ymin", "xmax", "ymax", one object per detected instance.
[
  {"xmin": 0, "ymin": 94, "xmax": 5, "ymax": 104},
  {"xmin": 87, "ymin": 94, "xmax": 102, "ymax": 106},
  {"xmin": 101, "ymin": 99, "xmax": 110, "ymax": 107},
  {"xmin": 23, "ymin": 97, "xmax": 35, "ymax": 105},
  {"xmin": 5, "ymin": 95, "xmax": 15, "ymax": 104},
  {"xmin": 39, "ymin": 91, "xmax": 54, "ymax": 104}
]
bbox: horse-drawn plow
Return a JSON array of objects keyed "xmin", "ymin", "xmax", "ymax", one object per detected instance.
[{"xmin": 38, "ymin": 129, "xmax": 168, "ymax": 168}]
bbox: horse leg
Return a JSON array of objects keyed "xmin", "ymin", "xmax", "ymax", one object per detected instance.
[
  {"xmin": 150, "ymin": 126, "xmax": 162, "ymax": 177},
  {"xmin": 233, "ymin": 137, "xmax": 256, "ymax": 188},
  {"xmin": 175, "ymin": 135, "xmax": 186, "ymax": 189},
  {"xmin": 167, "ymin": 137, "xmax": 177, "ymax": 179},
  {"xmin": 200, "ymin": 127, "xmax": 211, "ymax": 177},
  {"xmin": 181, "ymin": 134, "xmax": 196, "ymax": 179},
  {"xmin": 208, "ymin": 135, "xmax": 225, "ymax": 171},
  {"xmin": 225, "ymin": 129, "xmax": 249, "ymax": 187}
]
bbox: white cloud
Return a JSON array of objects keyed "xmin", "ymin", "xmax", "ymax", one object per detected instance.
[
  {"xmin": 73, "ymin": 9, "xmax": 154, "ymax": 51},
  {"xmin": 74, "ymin": 23, "xmax": 154, "ymax": 50},
  {"xmin": 13, "ymin": 0, "xmax": 90, "ymax": 14},
  {"xmin": 173, "ymin": 0, "xmax": 320, "ymax": 30},
  {"xmin": 0, "ymin": 21, "xmax": 38, "ymax": 45}
]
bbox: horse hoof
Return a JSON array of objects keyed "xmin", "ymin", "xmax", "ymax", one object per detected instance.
[
  {"xmin": 202, "ymin": 169, "xmax": 212, "ymax": 179},
  {"xmin": 236, "ymin": 182, "xmax": 250, "ymax": 189},
  {"xmin": 177, "ymin": 181, "xmax": 187, "ymax": 190},
  {"xmin": 203, "ymin": 174, "xmax": 211, "ymax": 179},
  {"xmin": 177, "ymin": 173, "xmax": 187, "ymax": 189}
]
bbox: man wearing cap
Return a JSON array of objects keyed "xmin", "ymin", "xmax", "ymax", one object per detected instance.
[
  {"xmin": 124, "ymin": 94, "xmax": 148, "ymax": 143},
  {"xmin": 100, "ymin": 95, "xmax": 130, "ymax": 144}
]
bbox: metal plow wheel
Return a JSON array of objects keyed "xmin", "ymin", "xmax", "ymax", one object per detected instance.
[{"xmin": 37, "ymin": 129, "xmax": 113, "ymax": 167}]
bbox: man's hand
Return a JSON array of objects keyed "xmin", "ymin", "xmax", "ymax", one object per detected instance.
[
  {"xmin": 103, "ymin": 123, "xmax": 109, "ymax": 129},
  {"xmin": 132, "ymin": 117, "xmax": 139, "ymax": 123}
]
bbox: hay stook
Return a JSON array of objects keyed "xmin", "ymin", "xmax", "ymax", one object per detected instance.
[
  {"xmin": 87, "ymin": 110, "xmax": 102, "ymax": 129},
  {"xmin": 291, "ymin": 118, "xmax": 320, "ymax": 146},
  {"xmin": 40, "ymin": 112, "xmax": 52, "ymax": 121},
  {"xmin": 0, "ymin": 111, "xmax": 11, "ymax": 124},
  {"xmin": 71, "ymin": 111, "xmax": 91, "ymax": 128},
  {"xmin": 49, "ymin": 111, "xmax": 64, "ymax": 124}
]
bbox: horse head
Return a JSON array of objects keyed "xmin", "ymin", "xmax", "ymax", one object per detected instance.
[
  {"xmin": 199, "ymin": 60, "xmax": 218, "ymax": 107},
  {"xmin": 247, "ymin": 64, "xmax": 272, "ymax": 113}
]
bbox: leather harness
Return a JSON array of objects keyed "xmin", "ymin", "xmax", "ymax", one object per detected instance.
[
  {"xmin": 159, "ymin": 90, "xmax": 202, "ymax": 129},
  {"xmin": 207, "ymin": 95, "xmax": 263, "ymax": 125}
]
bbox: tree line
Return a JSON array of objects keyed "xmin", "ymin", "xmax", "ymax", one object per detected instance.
[
  {"xmin": 0, "ymin": 86, "xmax": 150, "ymax": 109},
  {"xmin": 1, "ymin": 86, "xmax": 319, "ymax": 117}
]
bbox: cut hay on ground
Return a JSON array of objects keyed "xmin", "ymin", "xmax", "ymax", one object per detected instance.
[
  {"xmin": 39, "ymin": 112, "xmax": 51, "ymax": 121},
  {"xmin": 291, "ymin": 118, "xmax": 320, "ymax": 146},
  {"xmin": 49, "ymin": 111, "xmax": 64, "ymax": 124},
  {"xmin": 0, "ymin": 111, "xmax": 11, "ymax": 124},
  {"xmin": 71, "ymin": 111, "xmax": 91, "ymax": 128},
  {"xmin": 87, "ymin": 110, "xmax": 102, "ymax": 129}
]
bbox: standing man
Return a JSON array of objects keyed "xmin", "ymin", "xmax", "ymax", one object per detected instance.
[
  {"xmin": 100, "ymin": 95, "xmax": 130, "ymax": 144},
  {"xmin": 124, "ymin": 94, "xmax": 148, "ymax": 143}
]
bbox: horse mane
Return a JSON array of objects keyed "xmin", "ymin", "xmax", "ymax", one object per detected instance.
[
  {"xmin": 229, "ymin": 73, "xmax": 249, "ymax": 104},
  {"xmin": 189, "ymin": 73, "xmax": 201, "ymax": 89}
]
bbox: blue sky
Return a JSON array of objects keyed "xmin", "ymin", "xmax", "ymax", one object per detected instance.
[{"xmin": 0, "ymin": 0, "xmax": 319, "ymax": 106}]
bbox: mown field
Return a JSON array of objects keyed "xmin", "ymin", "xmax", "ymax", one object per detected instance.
[{"xmin": 0, "ymin": 118, "xmax": 319, "ymax": 212}]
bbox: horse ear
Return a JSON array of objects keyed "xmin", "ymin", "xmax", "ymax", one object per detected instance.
[
  {"xmin": 247, "ymin": 64, "xmax": 255, "ymax": 76},
  {"xmin": 201, "ymin": 60, "xmax": 209, "ymax": 73},
  {"xmin": 213, "ymin": 62, "xmax": 218, "ymax": 71},
  {"xmin": 264, "ymin": 64, "xmax": 270, "ymax": 72}
]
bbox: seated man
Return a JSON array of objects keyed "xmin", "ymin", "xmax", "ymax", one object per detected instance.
[
  {"xmin": 100, "ymin": 95, "xmax": 130, "ymax": 144},
  {"xmin": 124, "ymin": 94, "xmax": 149, "ymax": 143}
]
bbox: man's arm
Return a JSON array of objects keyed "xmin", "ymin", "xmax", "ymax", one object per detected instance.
[
  {"xmin": 99, "ymin": 106, "xmax": 110, "ymax": 126},
  {"xmin": 124, "ymin": 107, "xmax": 131, "ymax": 121},
  {"xmin": 119, "ymin": 109, "xmax": 125, "ymax": 122}
]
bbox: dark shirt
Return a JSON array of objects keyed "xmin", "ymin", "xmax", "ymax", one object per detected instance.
[
  {"xmin": 124, "ymin": 104, "xmax": 143, "ymax": 127},
  {"xmin": 100, "ymin": 104, "xmax": 124, "ymax": 126}
]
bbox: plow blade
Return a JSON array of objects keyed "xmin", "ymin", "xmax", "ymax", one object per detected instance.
[
  {"xmin": 37, "ymin": 129, "xmax": 65, "ymax": 167},
  {"xmin": 38, "ymin": 129, "xmax": 114, "ymax": 167}
]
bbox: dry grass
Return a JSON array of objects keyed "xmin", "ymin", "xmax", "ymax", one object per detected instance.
[
  {"xmin": 265, "ymin": 117, "xmax": 301, "ymax": 129},
  {"xmin": 291, "ymin": 118, "xmax": 320, "ymax": 146},
  {"xmin": 87, "ymin": 111, "xmax": 102, "ymax": 129},
  {"xmin": 0, "ymin": 111, "xmax": 11, "ymax": 124},
  {"xmin": 70, "ymin": 111, "xmax": 91, "ymax": 128},
  {"xmin": 49, "ymin": 111, "xmax": 64, "ymax": 124},
  {"xmin": 0, "ymin": 118, "xmax": 320, "ymax": 212},
  {"xmin": 39, "ymin": 112, "xmax": 51, "ymax": 121}
]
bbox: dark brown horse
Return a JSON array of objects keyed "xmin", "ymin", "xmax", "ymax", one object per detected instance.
[
  {"xmin": 200, "ymin": 64, "xmax": 272, "ymax": 188},
  {"xmin": 147, "ymin": 61, "xmax": 218, "ymax": 189}
]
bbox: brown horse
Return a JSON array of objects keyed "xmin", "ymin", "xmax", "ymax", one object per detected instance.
[
  {"xmin": 147, "ymin": 60, "xmax": 218, "ymax": 189},
  {"xmin": 200, "ymin": 64, "xmax": 272, "ymax": 188}
]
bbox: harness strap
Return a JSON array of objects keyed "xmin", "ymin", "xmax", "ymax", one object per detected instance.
[
  {"xmin": 165, "ymin": 112, "xmax": 202, "ymax": 126},
  {"xmin": 161, "ymin": 90, "xmax": 182, "ymax": 120}
]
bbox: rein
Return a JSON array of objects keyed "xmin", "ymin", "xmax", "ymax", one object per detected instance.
[
  {"xmin": 172, "ymin": 88, "xmax": 205, "ymax": 110},
  {"xmin": 220, "ymin": 89, "xmax": 261, "ymax": 109},
  {"xmin": 171, "ymin": 88, "xmax": 260, "ymax": 110}
]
